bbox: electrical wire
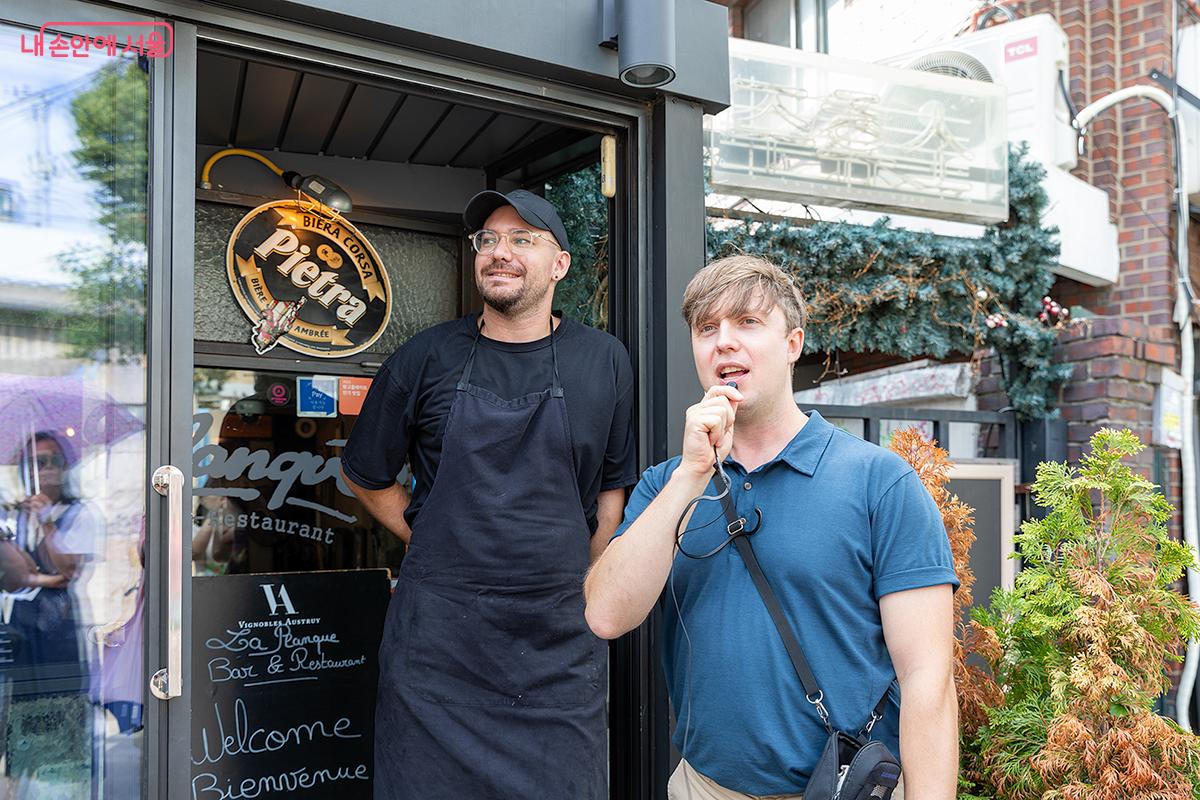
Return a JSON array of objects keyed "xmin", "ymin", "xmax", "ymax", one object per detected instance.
[
  {"xmin": 674, "ymin": 457, "xmax": 737, "ymax": 559},
  {"xmin": 1059, "ymin": 69, "xmax": 1083, "ymax": 157},
  {"xmin": 972, "ymin": 0, "xmax": 1020, "ymax": 31}
]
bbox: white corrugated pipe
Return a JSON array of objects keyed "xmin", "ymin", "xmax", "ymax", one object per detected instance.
[{"xmin": 1073, "ymin": 85, "xmax": 1199, "ymax": 730}]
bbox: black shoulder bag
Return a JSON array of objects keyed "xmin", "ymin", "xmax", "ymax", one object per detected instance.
[{"xmin": 719, "ymin": 492, "xmax": 902, "ymax": 800}]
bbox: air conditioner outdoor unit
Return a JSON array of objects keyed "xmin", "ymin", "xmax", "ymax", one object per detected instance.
[
  {"xmin": 879, "ymin": 14, "xmax": 1119, "ymax": 287},
  {"xmin": 1175, "ymin": 24, "xmax": 1200, "ymax": 200},
  {"xmin": 880, "ymin": 13, "xmax": 1077, "ymax": 171}
]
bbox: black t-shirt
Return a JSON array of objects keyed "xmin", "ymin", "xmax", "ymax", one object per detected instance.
[{"xmin": 342, "ymin": 312, "xmax": 638, "ymax": 534}]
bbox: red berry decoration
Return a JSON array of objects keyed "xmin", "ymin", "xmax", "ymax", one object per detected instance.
[{"xmin": 1035, "ymin": 295, "xmax": 1070, "ymax": 328}]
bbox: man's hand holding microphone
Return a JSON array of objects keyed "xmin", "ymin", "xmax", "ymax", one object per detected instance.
[{"xmin": 675, "ymin": 382, "xmax": 743, "ymax": 486}]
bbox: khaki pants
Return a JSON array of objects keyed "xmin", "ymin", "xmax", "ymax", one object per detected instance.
[{"xmin": 667, "ymin": 759, "xmax": 905, "ymax": 800}]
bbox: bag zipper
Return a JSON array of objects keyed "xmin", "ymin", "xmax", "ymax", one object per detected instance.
[{"xmin": 834, "ymin": 764, "xmax": 850, "ymax": 798}]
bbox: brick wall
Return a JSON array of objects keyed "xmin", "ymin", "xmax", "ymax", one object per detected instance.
[
  {"xmin": 1024, "ymin": 0, "xmax": 1179, "ymax": 327},
  {"xmin": 982, "ymin": 0, "xmax": 1192, "ymax": 716},
  {"xmin": 1000, "ymin": 0, "xmax": 1184, "ymax": 503},
  {"xmin": 980, "ymin": 317, "xmax": 1181, "ymax": 528}
]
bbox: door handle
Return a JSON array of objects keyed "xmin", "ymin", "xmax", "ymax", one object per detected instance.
[{"xmin": 150, "ymin": 465, "xmax": 184, "ymax": 700}]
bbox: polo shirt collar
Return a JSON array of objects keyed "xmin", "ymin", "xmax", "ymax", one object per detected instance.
[
  {"xmin": 777, "ymin": 410, "xmax": 835, "ymax": 476},
  {"xmin": 722, "ymin": 410, "xmax": 836, "ymax": 476}
]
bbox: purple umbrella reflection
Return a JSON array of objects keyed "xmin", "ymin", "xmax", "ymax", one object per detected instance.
[{"xmin": 0, "ymin": 375, "xmax": 144, "ymax": 482}]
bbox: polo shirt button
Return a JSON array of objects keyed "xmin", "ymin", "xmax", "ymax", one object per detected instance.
[{"xmin": 743, "ymin": 481, "xmax": 752, "ymax": 490}]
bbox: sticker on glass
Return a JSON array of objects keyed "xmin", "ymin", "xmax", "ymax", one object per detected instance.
[{"xmin": 296, "ymin": 376, "xmax": 338, "ymax": 418}]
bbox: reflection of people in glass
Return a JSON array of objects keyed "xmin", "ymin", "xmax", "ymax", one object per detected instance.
[
  {"xmin": 191, "ymin": 494, "xmax": 241, "ymax": 576},
  {"xmin": 192, "ymin": 374, "xmax": 406, "ymax": 577},
  {"xmin": 193, "ymin": 393, "xmax": 346, "ymax": 575},
  {"xmin": 0, "ymin": 431, "xmax": 96, "ymax": 790},
  {"xmin": 191, "ymin": 400, "xmax": 279, "ymax": 575},
  {"xmin": 94, "ymin": 515, "xmax": 145, "ymax": 736}
]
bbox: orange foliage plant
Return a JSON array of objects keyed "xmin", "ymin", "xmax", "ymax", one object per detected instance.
[{"xmin": 889, "ymin": 429, "xmax": 1002, "ymax": 788}]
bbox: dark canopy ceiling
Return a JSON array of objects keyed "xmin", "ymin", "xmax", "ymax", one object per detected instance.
[{"xmin": 197, "ymin": 48, "xmax": 599, "ymax": 185}]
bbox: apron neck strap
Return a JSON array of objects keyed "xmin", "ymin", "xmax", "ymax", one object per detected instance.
[
  {"xmin": 456, "ymin": 319, "xmax": 486, "ymax": 390},
  {"xmin": 458, "ymin": 316, "xmax": 563, "ymax": 395},
  {"xmin": 548, "ymin": 317, "xmax": 563, "ymax": 395}
]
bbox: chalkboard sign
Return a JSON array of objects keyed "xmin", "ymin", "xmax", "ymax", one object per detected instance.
[{"xmin": 191, "ymin": 570, "xmax": 390, "ymax": 799}]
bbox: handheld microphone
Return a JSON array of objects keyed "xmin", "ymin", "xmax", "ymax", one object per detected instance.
[{"xmin": 714, "ymin": 381, "xmax": 739, "ymax": 479}]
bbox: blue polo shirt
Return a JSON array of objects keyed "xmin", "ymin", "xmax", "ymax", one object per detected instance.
[{"xmin": 613, "ymin": 411, "xmax": 957, "ymax": 795}]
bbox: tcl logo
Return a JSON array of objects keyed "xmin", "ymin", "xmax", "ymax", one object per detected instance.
[{"xmin": 1005, "ymin": 36, "xmax": 1038, "ymax": 62}]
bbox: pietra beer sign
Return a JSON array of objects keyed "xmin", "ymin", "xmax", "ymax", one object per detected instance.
[{"xmin": 226, "ymin": 201, "xmax": 392, "ymax": 358}]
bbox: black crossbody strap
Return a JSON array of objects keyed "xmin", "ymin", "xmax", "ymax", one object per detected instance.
[
  {"xmin": 721, "ymin": 489, "xmax": 891, "ymax": 735},
  {"xmin": 870, "ymin": 691, "xmax": 889, "ymax": 723},
  {"xmin": 720, "ymin": 493, "xmax": 824, "ymax": 698}
]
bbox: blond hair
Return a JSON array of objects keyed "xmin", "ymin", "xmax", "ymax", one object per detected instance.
[{"xmin": 681, "ymin": 255, "xmax": 807, "ymax": 332}]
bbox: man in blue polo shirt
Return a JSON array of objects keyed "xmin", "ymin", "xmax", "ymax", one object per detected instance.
[{"xmin": 584, "ymin": 255, "xmax": 959, "ymax": 799}]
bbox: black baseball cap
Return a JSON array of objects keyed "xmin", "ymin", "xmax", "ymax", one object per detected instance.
[{"xmin": 463, "ymin": 189, "xmax": 571, "ymax": 253}]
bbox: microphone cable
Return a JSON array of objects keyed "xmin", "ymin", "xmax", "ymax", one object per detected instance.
[
  {"xmin": 668, "ymin": 382, "xmax": 741, "ymax": 774},
  {"xmin": 669, "ymin": 443, "xmax": 733, "ymax": 774}
]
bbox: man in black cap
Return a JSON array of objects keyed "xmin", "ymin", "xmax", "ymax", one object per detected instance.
[{"xmin": 342, "ymin": 189, "xmax": 636, "ymax": 799}]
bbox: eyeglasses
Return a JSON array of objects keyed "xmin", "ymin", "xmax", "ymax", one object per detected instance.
[
  {"xmin": 36, "ymin": 453, "xmax": 66, "ymax": 470},
  {"xmin": 469, "ymin": 229, "xmax": 560, "ymax": 255}
]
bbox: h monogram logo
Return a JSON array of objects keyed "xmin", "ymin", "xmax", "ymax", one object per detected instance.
[{"xmin": 261, "ymin": 583, "xmax": 298, "ymax": 616}]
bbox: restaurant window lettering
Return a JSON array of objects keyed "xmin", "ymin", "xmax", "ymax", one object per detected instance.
[
  {"xmin": 191, "ymin": 369, "xmax": 404, "ymax": 577},
  {"xmin": 192, "ymin": 412, "xmax": 348, "ymax": 544}
]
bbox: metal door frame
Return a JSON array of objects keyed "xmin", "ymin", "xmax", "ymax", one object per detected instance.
[{"xmin": 150, "ymin": 17, "xmax": 196, "ymax": 800}]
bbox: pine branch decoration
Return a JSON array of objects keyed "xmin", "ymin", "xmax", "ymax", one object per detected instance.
[{"xmin": 707, "ymin": 144, "xmax": 1073, "ymax": 418}]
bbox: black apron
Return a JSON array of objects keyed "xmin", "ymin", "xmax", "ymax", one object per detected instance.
[{"xmin": 374, "ymin": 319, "xmax": 607, "ymax": 799}]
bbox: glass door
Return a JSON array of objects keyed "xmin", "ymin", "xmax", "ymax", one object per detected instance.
[
  {"xmin": 182, "ymin": 30, "xmax": 624, "ymax": 799},
  {"xmin": 0, "ymin": 2, "xmax": 191, "ymax": 798}
]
